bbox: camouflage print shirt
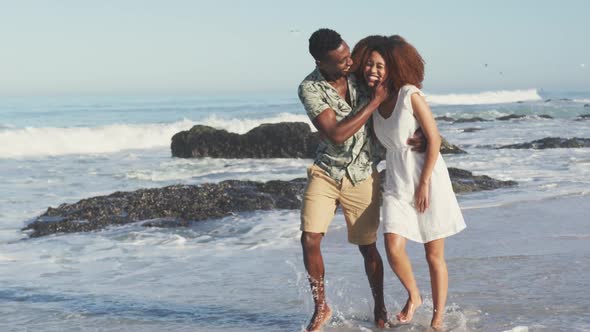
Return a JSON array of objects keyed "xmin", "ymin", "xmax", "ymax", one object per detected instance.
[{"xmin": 298, "ymin": 67, "xmax": 381, "ymax": 186}]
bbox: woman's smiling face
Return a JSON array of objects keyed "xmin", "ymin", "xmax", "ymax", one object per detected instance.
[{"xmin": 363, "ymin": 51, "xmax": 387, "ymax": 88}]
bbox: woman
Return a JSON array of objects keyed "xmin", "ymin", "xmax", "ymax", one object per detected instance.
[{"xmin": 354, "ymin": 35, "xmax": 466, "ymax": 330}]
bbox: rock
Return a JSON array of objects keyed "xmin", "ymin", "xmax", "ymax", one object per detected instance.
[
  {"xmin": 584, "ymin": 104, "xmax": 590, "ymax": 108},
  {"xmin": 447, "ymin": 168, "xmax": 517, "ymax": 193},
  {"xmin": 495, "ymin": 114, "xmax": 553, "ymax": 120},
  {"xmin": 23, "ymin": 178, "xmax": 308, "ymax": 238},
  {"xmin": 171, "ymin": 122, "xmax": 463, "ymax": 157},
  {"xmin": 576, "ymin": 114, "xmax": 590, "ymax": 121},
  {"xmin": 496, "ymin": 114, "xmax": 526, "ymax": 121},
  {"xmin": 462, "ymin": 127, "xmax": 483, "ymax": 133},
  {"xmin": 436, "ymin": 116, "xmax": 456, "ymax": 122},
  {"xmin": 545, "ymin": 99, "xmax": 552, "ymax": 102},
  {"xmin": 24, "ymin": 169, "xmax": 515, "ymax": 237},
  {"xmin": 171, "ymin": 122, "xmax": 320, "ymax": 158},
  {"xmin": 440, "ymin": 136, "xmax": 467, "ymax": 154},
  {"xmin": 454, "ymin": 117, "xmax": 490, "ymax": 123},
  {"xmin": 498, "ymin": 137, "xmax": 590, "ymax": 149}
]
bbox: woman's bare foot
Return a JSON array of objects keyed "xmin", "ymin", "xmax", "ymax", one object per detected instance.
[
  {"xmin": 396, "ymin": 295, "xmax": 422, "ymax": 323},
  {"xmin": 305, "ymin": 303, "xmax": 332, "ymax": 332},
  {"xmin": 430, "ymin": 310, "xmax": 443, "ymax": 330},
  {"xmin": 374, "ymin": 306, "xmax": 389, "ymax": 328}
]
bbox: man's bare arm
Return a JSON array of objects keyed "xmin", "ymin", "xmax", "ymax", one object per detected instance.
[
  {"xmin": 407, "ymin": 128, "xmax": 427, "ymax": 152},
  {"xmin": 312, "ymin": 84, "xmax": 387, "ymax": 145}
]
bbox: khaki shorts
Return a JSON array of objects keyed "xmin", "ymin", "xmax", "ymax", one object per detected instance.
[{"xmin": 300, "ymin": 164, "xmax": 381, "ymax": 245}]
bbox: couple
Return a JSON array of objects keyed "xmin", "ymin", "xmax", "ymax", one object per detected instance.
[{"xmin": 297, "ymin": 29, "xmax": 466, "ymax": 331}]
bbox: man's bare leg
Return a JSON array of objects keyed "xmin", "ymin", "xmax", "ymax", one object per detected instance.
[
  {"xmin": 359, "ymin": 243, "xmax": 388, "ymax": 328},
  {"xmin": 301, "ymin": 231, "xmax": 332, "ymax": 331},
  {"xmin": 384, "ymin": 233, "xmax": 422, "ymax": 323},
  {"xmin": 424, "ymin": 238, "xmax": 447, "ymax": 330}
]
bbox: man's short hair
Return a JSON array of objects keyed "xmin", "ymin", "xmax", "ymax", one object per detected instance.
[{"xmin": 309, "ymin": 28, "xmax": 343, "ymax": 60}]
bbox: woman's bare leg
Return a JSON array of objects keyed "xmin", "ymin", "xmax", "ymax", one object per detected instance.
[
  {"xmin": 424, "ymin": 238, "xmax": 447, "ymax": 330},
  {"xmin": 384, "ymin": 233, "xmax": 422, "ymax": 323}
]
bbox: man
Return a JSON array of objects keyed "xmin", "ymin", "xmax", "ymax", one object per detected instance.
[{"xmin": 297, "ymin": 28, "xmax": 391, "ymax": 332}]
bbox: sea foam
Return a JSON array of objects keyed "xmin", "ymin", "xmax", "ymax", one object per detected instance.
[{"xmin": 427, "ymin": 89, "xmax": 542, "ymax": 105}]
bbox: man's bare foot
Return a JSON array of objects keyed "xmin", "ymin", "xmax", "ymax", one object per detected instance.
[
  {"xmin": 305, "ymin": 303, "xmax": 332, "ymax": 332},
  {"xmin": 374, "ymin": 306, "xmax": 389, "ymax": 328},
  {"xmin": 396, "ymin": 295, "xmax": 422, "ymax": 323}
]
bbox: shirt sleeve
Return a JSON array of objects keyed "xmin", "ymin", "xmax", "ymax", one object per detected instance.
[{"xmin": 298, "ymin": 82, "xmax": 330, "ymax": 120}]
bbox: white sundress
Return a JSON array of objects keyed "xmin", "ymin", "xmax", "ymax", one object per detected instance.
[{"xmin": 373, "ymin": 85, "xmax": 466, "ymax": 243}]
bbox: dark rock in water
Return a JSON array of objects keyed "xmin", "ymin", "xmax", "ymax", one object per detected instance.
[
  {"xmin": 584, "ymin": 104, "xmax": 590, "ymax": 108},
  {"xmin": 447, "ymin": 168, "xmax": 517, "ymax": 193},
  {"xmin": 516, "ymin": 101, "xmax": 524, "ymax": 104},
  {"xmin": 498, "ymin": 137, "xmax": 590, "ymax": 149},
  {"xmin": 436, "ymin": 116, "xmax": 456, "ymax": 122},
  {"xmin": 25, "ymin": 168, "xmax": 515, "ymax": 237},
  {"xmin": 440, "ymin": 137, "xmax": 467, "ymax": 154},
  {"xmin": 576, "ymin": 114, "xmax": 590, "ymax": 121},
  {"xmin": 171, "ymin": 122, "xmax": 463, "ymax": 157},
  {"xmin": 454, "ymin": 117, "xmax": 490, "ymax": 123},
  {"xmin": 24, "ymin": 178, "xmax": 308, "ymax": 238},
  {"xmin": 171, "ymin": 122, "xmax": 320, "ymax": 158},
  {"xmin": 496, "ymin": 114, "xmax": 526, "ymax": 121},
  {"xmin": 538, "ymin": 114, "xmax": 554, "ymax": 119},
  {"xmin": 462, "ymin": 127, "xmax": 483, "ymax": 133},
  {"xmin": 545, "ymin": 98, "xmax": 573, "ymax": 102}
]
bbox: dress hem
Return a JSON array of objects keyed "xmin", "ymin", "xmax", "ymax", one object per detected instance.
[{"xmin": 383, "ymin": 224, "xmax": 466, "ymax": 244}]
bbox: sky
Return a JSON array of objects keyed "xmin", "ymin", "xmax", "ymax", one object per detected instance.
[{"xmin": 1, "ymin": 0, "xmax": 588, "ymax": 96}]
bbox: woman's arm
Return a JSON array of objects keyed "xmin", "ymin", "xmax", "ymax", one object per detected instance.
[{"xmin": 411, "ymin": 92, "xmax": 441, "ymax": 213}]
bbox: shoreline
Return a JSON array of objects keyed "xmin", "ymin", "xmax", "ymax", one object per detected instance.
[{"xmin": 457, "ymin": 190, "xmax": 590, "ymax": 211}]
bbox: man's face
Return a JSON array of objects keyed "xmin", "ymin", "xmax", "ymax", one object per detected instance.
[{"xmin": 317, "ymin": 41, "xmax": 353, "ymax": 79}]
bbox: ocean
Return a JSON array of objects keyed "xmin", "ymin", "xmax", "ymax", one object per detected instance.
[{"xmin": 0, "ymin": 88, "xmax": 589, "ymax": 331}]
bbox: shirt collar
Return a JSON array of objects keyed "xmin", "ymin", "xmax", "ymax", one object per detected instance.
[{"xmin": 311, "ymin": 67, "xmax": 358, "ymax": 106}]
